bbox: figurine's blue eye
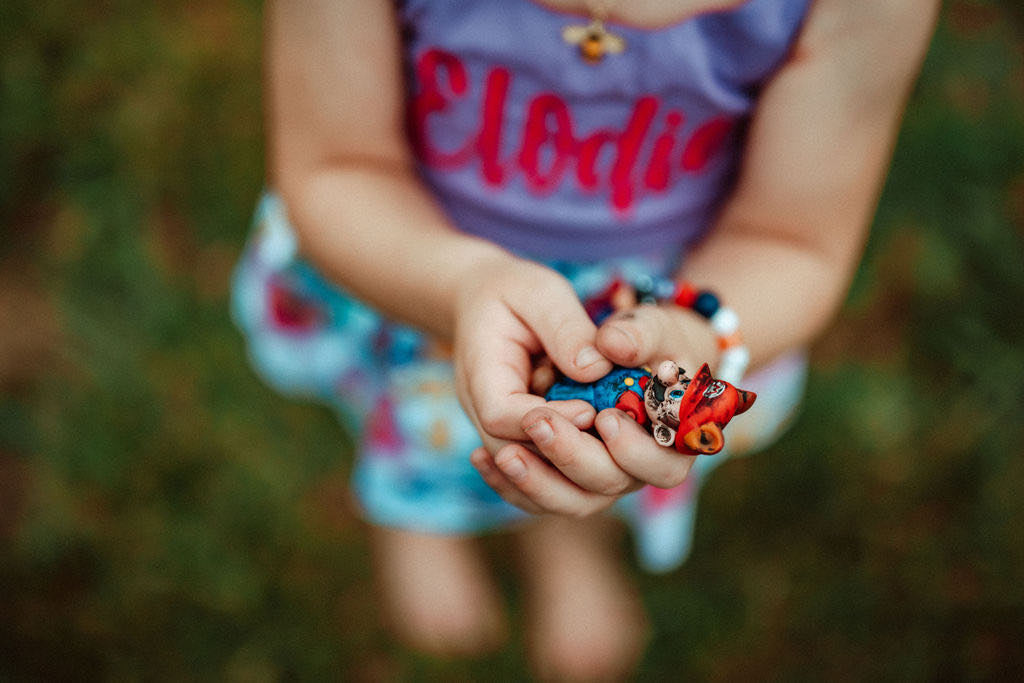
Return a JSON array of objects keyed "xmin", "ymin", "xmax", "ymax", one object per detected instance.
[{"xmin": 669, "ymin": 389, "xmax": 684, "ymax": 399}]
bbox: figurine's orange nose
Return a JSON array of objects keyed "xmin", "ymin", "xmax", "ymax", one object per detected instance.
[{"xmin": 683, "ymin": 423, "xmax": 724, "ymax": 454}]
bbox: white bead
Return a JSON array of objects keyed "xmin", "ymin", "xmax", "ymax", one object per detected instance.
[
  {"xmin": 710, "ymin": 307, "xmax": 740, "ymax": 336},
  {"xmin": 717, "ymin": 345, "xmax": 750, "ymax": 384}
]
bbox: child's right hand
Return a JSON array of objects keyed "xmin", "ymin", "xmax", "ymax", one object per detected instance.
[{"xmin": 451, "ymin": 254, "xmax": 613, "ymax": 457}]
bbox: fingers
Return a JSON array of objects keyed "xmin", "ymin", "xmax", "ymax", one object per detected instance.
[
  {"xmin": 466, "ymin": 401, "xmax": 620, "ymax": 471},
  {"xmin": 529, "ymin": 356, "xmax": 556, "ymax": 395},
  {"xmin": 596, "ymin": 306, "xmax": 677, "ymax": 368},
  {"xmin": 459, "ymin": 344, "xmax": 594, "ymax": 444},
  {"xmin": 521, "ymin": 407, "xmax": 638, "ymax": 497},
  {"xmin": 505, "ymin": 275, "xmax": 612, "ymax": 383},
  {"xmin": 596, "ymin": 305, "xmax": 720, "ymax": 378},
  {"xmin": 457, "ymin": 286, "xmax": 606, "ymax": 443},
  {"xmin": 474, "ymin": 443, "xmax": 622, "ymax": 518},
  {"xmin": 594, "ymin": 409, "xmax": 695, "ymax": 489},
  {"xmin": 546, "ymin": 399, "xmax": 597, "ymax": 430},
  {"xmin": 470, "ymin": 447, "xmax": 547, "ymax": 515},
  {"xmin": 472, "ymin": 408, "xmax": 696, "ymax": 517},
  {"xmin": 456, "ymin": 309, "xmax": 549, "ymax": 440}
]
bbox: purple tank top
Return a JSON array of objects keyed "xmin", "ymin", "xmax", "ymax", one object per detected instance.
[{"xmin": 400, "ymin": 0, "xmax": 810, "ymax": 262}]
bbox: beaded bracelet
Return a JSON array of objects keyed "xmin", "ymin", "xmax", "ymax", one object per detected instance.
[
  {"xmin": 668, "ymin": 281, "xmax": 750, "ymax": 385},
  {"xmin": 622, "ymin": 275, "xmax": 751, "ymax": 385}
]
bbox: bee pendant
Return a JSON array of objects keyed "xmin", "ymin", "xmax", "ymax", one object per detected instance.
[{"xmin": 562, "ymin": 19, "xmax": 626, "ymax": 64}]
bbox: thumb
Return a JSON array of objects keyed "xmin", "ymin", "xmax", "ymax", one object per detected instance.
[
  {"xmin": 505, "ymin": 275, "xmax": 612, "ymax": 382},
  {"xmin": 596, "ymin": 306, "xmax": 709, "ymax": 370}
]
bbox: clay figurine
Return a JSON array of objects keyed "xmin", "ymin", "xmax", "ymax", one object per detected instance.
[{"xmin": 545, "ymin": 360, "xmax": 756, "ymax": 455}]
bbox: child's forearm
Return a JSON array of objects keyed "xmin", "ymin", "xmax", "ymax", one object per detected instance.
[
  {"xmin": 277, "ymin": 160, "xmax": 509, "ymax": 340},
  {"xmin": 677, "ymin": 225, "xmax": 856, "ymax": 370},
  {"xmin": 675, "ymin": 0, "xmax": 939, "ymax": 371},
  {"xmin": 266, "ymin": 0, "xmax": 513, "ymax": 341}
]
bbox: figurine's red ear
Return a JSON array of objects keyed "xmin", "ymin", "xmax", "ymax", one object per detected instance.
[
  {"xmin": 695, "ymin": 363, "xmax": 713, "ymax": 382},
  {"xmin": 735, "ymin": 389, "xmax": 756, "ymax": 415}
]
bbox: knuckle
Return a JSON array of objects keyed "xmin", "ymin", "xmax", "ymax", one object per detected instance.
[
  {"xmin": 545, "ymin": 439, "xmax": 580, "ymax": 469},
  {"xmin": 596, "ymin": 321, "xmax": 643, "ymax": 365},
  {"xmin": 597, "ymin": 476, "xmax": 631, "ymax": 497},
  {"xmin": 552, "ymin": 317, "xmax": 581, "ymax": 349},
  {"xmin": 477, "ymin": 407, "xmax": 510, "ymax": 437},
  {"xmin": 522, "ymin": 271, "xmax": 567, "ymax": 308},
  {"xmin": 545, "ymin": 318, "xmax": 592, "ymax": 367},
  {"xmin": 538, "ymin": 269, "xmax": 574, "ymax": 295},
  {"xmin": 635, "ymin": 302, "xmax": 668, "ymax": 327},
  {"xmin": 479, "ymin": 467, "xmax": 507, "ymax": 493},
  {"xmin": 656, "ymin": 460, "xmax": 694, "ymax": 489}
]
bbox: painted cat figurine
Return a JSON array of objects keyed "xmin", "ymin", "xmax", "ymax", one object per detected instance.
[{"xmin": 545, "ymin": 360, "xmax": 756, "ymax": 455}]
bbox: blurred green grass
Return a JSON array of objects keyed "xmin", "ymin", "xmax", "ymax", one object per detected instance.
[{"xmin": 2, "ymin": 1, "xmax": 1023, "ymax": 679}]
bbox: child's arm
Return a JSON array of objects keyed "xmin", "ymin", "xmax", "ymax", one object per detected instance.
[
  {"xmin": 473, "ymin": 0, "xmax": 941, "ymax": 516},
  {"xmin": 267, "ymin": 0, "xmax": 489, "ymax": 336},
  {"xmin": 268, "ymin": 0, "xmax": 612, "ymax": 453},
  {"xmin": 597, "ymin": 0, "xmax": 943, "ymax": 372}
]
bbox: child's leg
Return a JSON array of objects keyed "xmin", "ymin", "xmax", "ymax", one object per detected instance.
[
  {"xmin": 517, "ymin": 515, "xmax": 649, "ymax": 680},
  {"xmin": 370, "ymin": 525, "xmax": 508, "ymax": 656}
]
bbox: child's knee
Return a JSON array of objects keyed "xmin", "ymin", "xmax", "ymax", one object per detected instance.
[{"xmin": 370, "ymin": 528, "xmax": 507, "ymax": 656}]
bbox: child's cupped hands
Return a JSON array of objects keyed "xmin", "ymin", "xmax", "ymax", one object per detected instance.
[
  {"xmin": 452, "ymin": 254, "xmax": 609, "ymax": 451},
  {"xmin": 458, "ymin": 261, "xmax": 703, "ymax": 517}
]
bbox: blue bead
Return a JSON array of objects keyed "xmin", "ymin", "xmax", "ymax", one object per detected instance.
[
  {"xmin": 634, "ymin": 274, "xmax": 655, "ymax": 292},
  {"xmin": 693, "ymin": 291, "xmax": 720, "ymax": 318},
  {"xmin": 654, "ymin": 279, "xmax": 676, "ymax": 300}
]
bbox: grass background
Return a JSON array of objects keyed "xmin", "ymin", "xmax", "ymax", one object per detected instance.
[{"xmin": 2, "ymin": 1, "xmax": 1023, "ymax": 679}]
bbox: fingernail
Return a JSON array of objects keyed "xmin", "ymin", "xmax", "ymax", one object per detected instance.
[
  {"xmin": 598, "ymin": 413, "xmax": 619, "ymax": 439},
  {"xmin": 575, "ymin": 346, "xmax": 603, "ymax": 368},
  {"xmin": 524, "ymin": 418, "xmax": 554, "ymax": 445},
  {"xmin": 497, "ymin": 453, "xmax": 527, "ymax": 481}
]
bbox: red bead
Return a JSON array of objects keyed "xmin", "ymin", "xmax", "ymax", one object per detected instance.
[{"xmin": 673, "ymin": 282, "xmax": 697, "ymax": 308}]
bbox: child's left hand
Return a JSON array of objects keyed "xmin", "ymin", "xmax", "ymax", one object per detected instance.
[
  {"xmin": 595, "ymin": 304, "xmax": 715, "ymax": 374},
  {"xmin": 470, "ymin": 303, "xmax": 714, "ymax": 516}
]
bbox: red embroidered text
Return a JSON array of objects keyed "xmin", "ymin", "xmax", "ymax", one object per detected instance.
[{"xmin": 410, "ymin": 48, "xmax": 735, "ymax": 214}]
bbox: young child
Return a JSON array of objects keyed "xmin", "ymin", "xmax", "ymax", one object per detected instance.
[{"xmin": 232, "ymin": 0, "xmax": 937, "ymax": 677}]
